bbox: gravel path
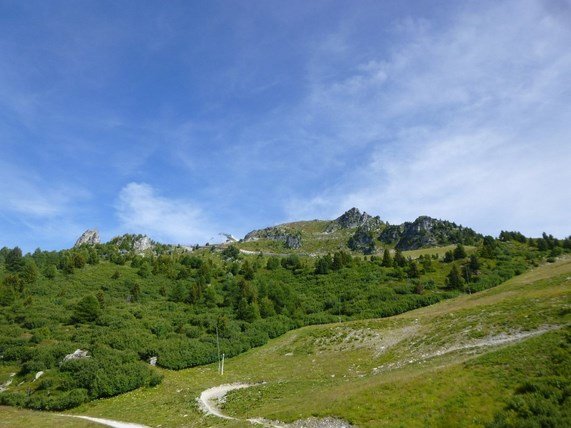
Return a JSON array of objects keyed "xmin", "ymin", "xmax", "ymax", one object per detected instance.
[
  {"xmin": 59, "ymin": 415, "xmax": 150, "ymax": 428},
  {"xmin": 197, "ymin": 382, "xmax": 257, "ymax": 420},
  {"xmin": 197, "ymin": 383, "xmax": 351, "ymax": 427}
]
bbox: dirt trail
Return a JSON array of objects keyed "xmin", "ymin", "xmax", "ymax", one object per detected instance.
[
  {"xmin": 197, "ymin": 383, "xmax": 350, "ymax": 427},
  {"xmin": 197, "ymin": 382, "xmax": 259, "ymax": 420},
  {"xmin": 59, "ymin": 415, "xmax": 150, "ymax": 428}
]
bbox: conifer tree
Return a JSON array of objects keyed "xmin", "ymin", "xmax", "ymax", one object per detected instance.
[
  {"xmin": 382, "ymin": 248, "xmax": 393, "ymax": 267},
  {"xmin": 446, "ymin": 264, "xmax": 464, "ymax": 290}
]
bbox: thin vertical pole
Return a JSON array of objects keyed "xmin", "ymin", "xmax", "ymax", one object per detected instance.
[
  {"xmin": 221, "ymin": 353, "xmax": 225, "ymax": 376},
  {"xmin": 216, "ymin": 325, "xmax": 221, "ymax": 374}
]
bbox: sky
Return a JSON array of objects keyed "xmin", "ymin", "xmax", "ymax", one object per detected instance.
[{"xmin": 0, "ymin": 0, "xmax": 570, "ymax": 252}]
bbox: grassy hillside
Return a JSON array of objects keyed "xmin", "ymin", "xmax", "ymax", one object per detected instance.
[
  {"xmin": 236, "ymin": 219, "xmax": 357, "ymax": 255},
  {"xmin": 0, "ymin": 233, "xmax": 567, "ymax": 422},
  {"xmin": 52, "ymin": 255, "xmax": 569, "ymax": 427}
]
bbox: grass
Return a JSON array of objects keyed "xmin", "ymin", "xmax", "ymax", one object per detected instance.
[
  {"xmin": 402, "ymin": 244, "xmax": 476, "ymax": 259},
  {"xmin": 0, "ymin": 406, "xmax": 98, "ymax": 427},
  {"xmin": 237, "ymin": 223, "xmax": 477, "ymax": 258},
  {"xmin": 37, "ymin": 255, "xmax": 569, "ymax": 427}
]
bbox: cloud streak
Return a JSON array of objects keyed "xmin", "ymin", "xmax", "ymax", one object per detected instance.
[{"xmin": 116, "ymin": 182, "xmax": 218, "ymax": 245}]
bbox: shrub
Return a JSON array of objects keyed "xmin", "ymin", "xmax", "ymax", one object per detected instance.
[{"xmin": 71, "ymin": 295, "xmax": 101, "ymax": 323}]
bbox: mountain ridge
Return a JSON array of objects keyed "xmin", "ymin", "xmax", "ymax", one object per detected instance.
[{"xmin": 240, "ymin": 207, "xmax": 482, "ymax": 254}]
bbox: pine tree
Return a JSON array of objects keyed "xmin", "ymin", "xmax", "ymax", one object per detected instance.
[
  {"xmin": 443, "ymin": 250, "xmax": 454, "ymax": 263},
  {"xmin": 453, "ymin": 244, "xmax": 467, "ymax": 259},
  {"xmin": 5, "ymin": 247, "xmax": 24, "ymax": 272},
  {"xmin": 446, "ymin": 264, "xmax": 464, "ymax": 290},
  {"xmin": 382, "ymin": 248, "xmax": 393, "ymax": 267},
  {"xmin": 394, "ymin": 249, "xmax": 406, "ymax": 267},
  {"xmin": 469, "ymin": 254, "xmax": 480, "ymax": 271},
  {"xmin": 407, "ymin": 261, "xmax": 420, "ymax": 278}
]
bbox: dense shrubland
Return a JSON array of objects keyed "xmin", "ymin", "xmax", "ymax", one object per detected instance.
[{"xmin": 0, "ymin": 232, "xmax": 569, "ymax": 409}]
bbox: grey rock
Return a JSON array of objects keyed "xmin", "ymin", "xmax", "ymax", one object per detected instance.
[
  {"xmin": 326, "ymin": 208, "xmax": 383, "ymax": 232},
  {"xmin": 110, "ymin": 234, "xmax": 155, "ymax": 253},
  {"xmin": 379, "ymin": 216, "xmax": 482, "ymax": 250},
  {"xmin": 244, "ymin": 227, "xmax": 302, "ymax": 249},
  {"xmin": 62, "ymin": 349, "xmax": 90, "ymax": 364},
  {"xmin": 286, "ymin": 417, "xmax": 353, "ymax": 428},
  {"xmin": 74, "ymin": 229, "xmax": 100, "ymax": 247},
  {"xmin": 379, "ymin": 224, "xmax": 405, "ymax": 244},
  {"xmin": 348, "ymin": 225, "xmax": 376, "ymax": 254},
  {"xmin": 133, "ymin": 235, "xmax": 153, "ymax": 253}
]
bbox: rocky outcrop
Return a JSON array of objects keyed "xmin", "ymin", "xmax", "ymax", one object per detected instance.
[
  {"xmin": 348, "ymin": 225, "xmax": 376, "ymax": 254},
  {"xmin": 325, "ymin": 208, "xmax": 383, "ymax": 232},
  {"xmin": 379, "ymin": 216, "xmax": 482, "ymax": 250},
  {"xmin": 243, "ymin": 227, "xmax": 302, "ymax": 249},
  {"xmin": 74, "ymin": 229, "xmax": 100, "ymax": 247},
  {"xmin": 109, "ymin": 234, "xmax": 154, "ymax": 253},
  {"xmin": 378, "ymin": 224, "xmax": 404, "ymax": 244},
  {"xmin": 62, "ymin": 349, "xmax": 90, "ymax": 363},
  {"xmin": 133, "ymin": 235, "xmax": 153, "ymax": 253}
]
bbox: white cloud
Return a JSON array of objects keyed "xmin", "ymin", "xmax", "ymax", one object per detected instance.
[
  {"xmin": 116, "ymin": 182, "xmax": 218, "ymax": 244},
  {"xmin": 0, "ymin": 160, "xmax": 88, "ymax": 218},
  {"xmin": 286, "ymin": 0, "xmax": 571, "ymax": 238}
]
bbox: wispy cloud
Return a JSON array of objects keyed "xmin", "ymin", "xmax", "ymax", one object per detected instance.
[
  {"xmin": 116, "ymin": 182, "xmax": 218, "ymax": 245},
  {"xmin": 284, "ymin": 0, "xmax": 571, "ymax": 237},
  {"xmin": 0, "ymin": 160, "xmax": 91, "ymax": 250}
]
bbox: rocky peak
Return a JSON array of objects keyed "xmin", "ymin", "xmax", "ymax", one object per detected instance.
[
  {"xmin": 326, "ymin": 208, "xmax": 382, "ymax": 232},
  {"xmin": 409, "ymin": 215, "xmax": 436, "ymax": 232},
  {"xmin": 74, "ymin": 229, "xmax": 100, "ymax": 247}
]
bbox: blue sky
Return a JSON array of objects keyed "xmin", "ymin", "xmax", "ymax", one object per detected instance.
[{"xmin": 1, "ymin": 0, "xmax": 570, "ymax": 252}]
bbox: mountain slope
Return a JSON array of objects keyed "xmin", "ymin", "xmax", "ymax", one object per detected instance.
[
  {"xmin": 62, "ymin": 256, "xmax": 570, "ymax": 427},
  {"xmin": 238, "ymin": 208, "xmax": 482, "ymax": 254}
]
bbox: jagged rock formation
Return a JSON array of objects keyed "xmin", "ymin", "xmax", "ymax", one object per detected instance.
[
  {"xmin": 109, "ymin": 234, "xmax": 155, "ymax": 253},
  {"xmin": 378, "ymin": 224, "xmax": 404, "ymax": 245},
  {"xmin": 379, "ymin": 216, "xmax": 482, "ymax": 250},
  {"xmin": 325, "ymin": 208, "xmax": 383, "ymax": 232},
  {"xmin": 327, "ymin": 208, "xmax": 385, "ymax": 254},
  {"xmin": 74, "ymin": 229, "xmax": 100, "ymax": 247},
  {"xmin": 133, "ymin": 235, "xmax": 153, "ymax": 253},
  {"xmin": 325, "ymin": 207, "xmax": 385, "ymax": 233},
  {"xmin": 243, "ymin": 226, "xmax": 302, "ymax": 249},
  {"xmin": 348, "ymin": 225, "xmax": 376, "ymax": 254}
]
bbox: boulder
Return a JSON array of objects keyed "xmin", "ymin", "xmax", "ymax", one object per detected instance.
[{"xmin": 62, "ymin": 349, "xmax": 90, "ymax": 364}]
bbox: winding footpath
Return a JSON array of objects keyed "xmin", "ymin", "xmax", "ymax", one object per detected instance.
[
  {"xmin": 198, "ymin": 383, "xmax": 285, "ymax": 427},
  {"xmin": 59, "ymin": 415, "xmax": 150, "ymax": 428},
  {"xmin": 197, "ymin": 382, "xmax": 259, "ymax": 420}
]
